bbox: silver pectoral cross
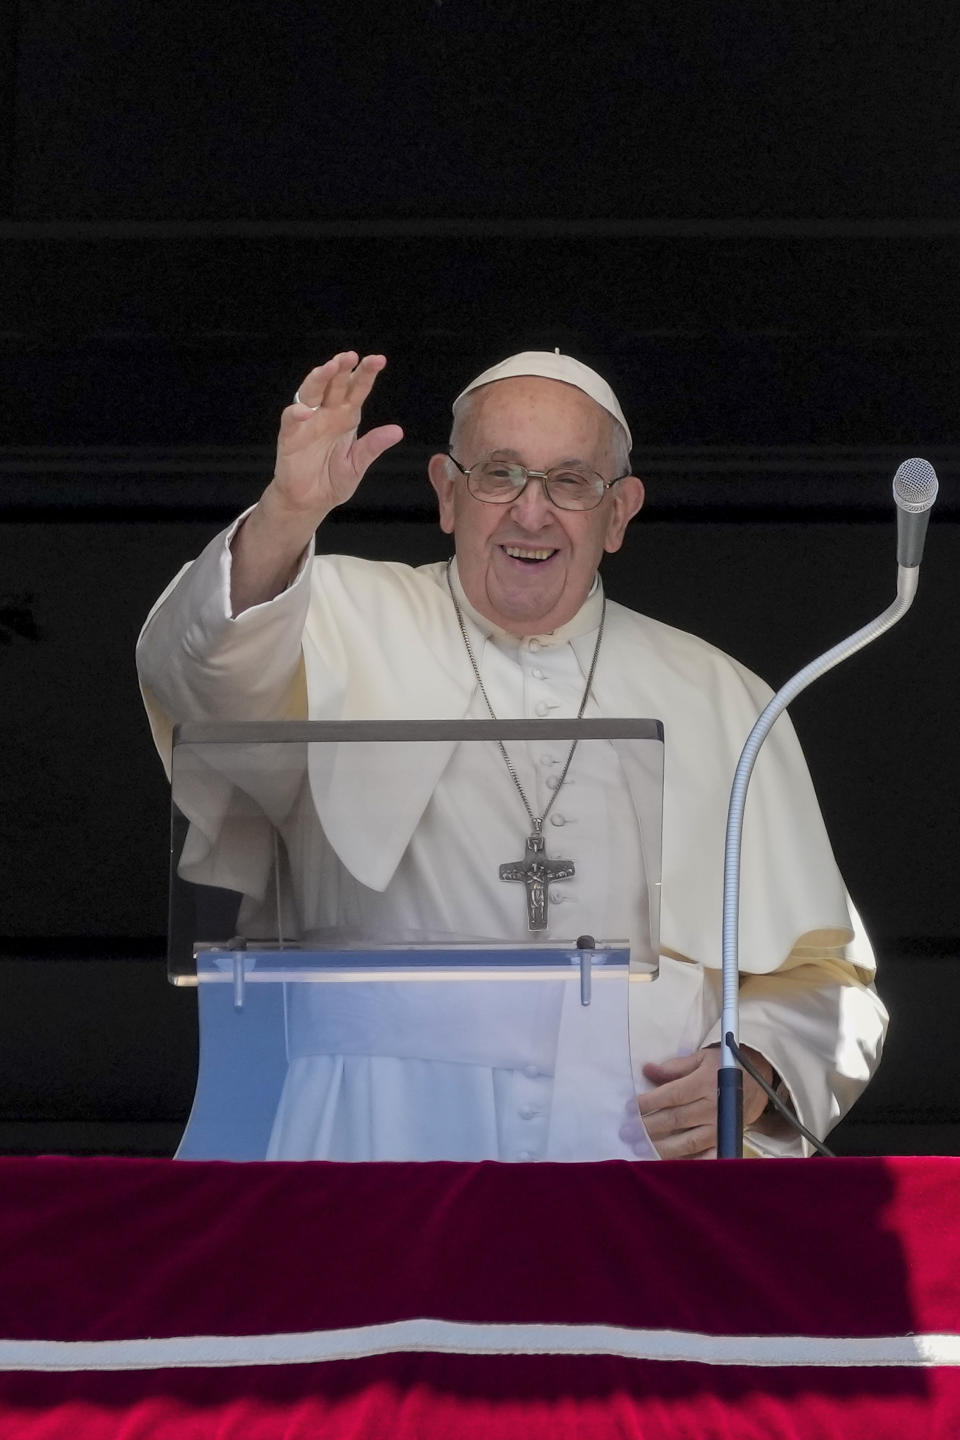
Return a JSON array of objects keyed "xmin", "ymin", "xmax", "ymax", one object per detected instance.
[{"xmin": 499, "ymin": 830, "xmax": 575, "ymax": 932}]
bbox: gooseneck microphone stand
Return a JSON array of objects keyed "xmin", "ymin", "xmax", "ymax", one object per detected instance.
[{"xmin": 717, "ymin": 459, "xmax": 938, "ymax": 1158}]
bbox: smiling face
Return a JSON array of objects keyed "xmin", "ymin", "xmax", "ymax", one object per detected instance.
[{"xmin": 428, "ymin": 376, "xmax": 644, "ymax": 636}]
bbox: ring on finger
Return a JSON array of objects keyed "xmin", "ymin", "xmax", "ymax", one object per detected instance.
[{"xmin": 293, "ymin": 388, "xmax": 321, "ymax": 410}]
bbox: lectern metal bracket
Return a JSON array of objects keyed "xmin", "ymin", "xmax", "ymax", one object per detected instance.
[
  {"xmin": 227, "ymin": 936, "xmax": 248, "ymax": 1011},
  {"xmin": 576, "ymin": 934, "xmax": 596, "ymax": 1007}
]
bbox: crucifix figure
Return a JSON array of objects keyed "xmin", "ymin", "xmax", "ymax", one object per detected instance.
[{"xmin": 499, "ymin": 829, "xmax": 575, "ymax": 932}]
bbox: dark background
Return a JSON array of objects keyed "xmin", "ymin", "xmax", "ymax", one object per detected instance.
[{"xmin": 1, "ymin": 1, "xmax": 958, "ymax": 1156}]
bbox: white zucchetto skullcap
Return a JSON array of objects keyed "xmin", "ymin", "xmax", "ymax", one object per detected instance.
[{"xmin": 452, "ymin": 350, "xmax": 632, "ymax": 451}]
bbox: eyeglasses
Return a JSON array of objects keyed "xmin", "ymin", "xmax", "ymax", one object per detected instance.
[{"xmin": 447, "ymin": 453, "xmax": 630, "ymax": 512}]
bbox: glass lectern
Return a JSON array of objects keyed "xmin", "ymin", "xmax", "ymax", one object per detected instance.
[{"xmin": 168, "ymin": 718, "xmax": 663, "ymax": 1162}]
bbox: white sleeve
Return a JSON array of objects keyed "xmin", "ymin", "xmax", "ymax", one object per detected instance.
[
  {"xmin": 700, "ymin": 901, "xmax": 887, "ymax": 1157},
  {"xmin": 136, "ymin": 509, "xmax": 315, "ymax": 774},
  {"xmin": 737, "ymin": 964, "xmax": 887, "ymax": 1158}
]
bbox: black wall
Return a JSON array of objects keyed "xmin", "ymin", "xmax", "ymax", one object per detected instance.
[{"xmin": 2, "ymin": 2, "xmax": 959, "ymax": 1155}]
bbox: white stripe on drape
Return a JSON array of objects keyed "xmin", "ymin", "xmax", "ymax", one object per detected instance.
[{"xmin": 2, "ymin": 1319, "xmax": 960, "ymax": 1372}]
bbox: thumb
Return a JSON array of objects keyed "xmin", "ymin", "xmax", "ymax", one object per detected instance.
[
  {"xmin": 350, "ymin": 424, "xmax": 404, "ymax": 479},
  {"xmin": 642, "ymin": 1051, "xmax": 703, "ymax": 1086}
]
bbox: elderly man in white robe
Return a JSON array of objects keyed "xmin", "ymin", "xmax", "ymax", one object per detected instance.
[{"xmin": 138, "ymin": 349, "xmax": 886, "ymax": 1161}]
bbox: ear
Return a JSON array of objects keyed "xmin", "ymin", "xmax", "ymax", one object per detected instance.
[
  {"xmin": 427, "ymin": 453, "xmax": 457, "ymax": 534},
  {"xmin": 602, "ymin": 475, "xmax": 645, "ymax": 554}
]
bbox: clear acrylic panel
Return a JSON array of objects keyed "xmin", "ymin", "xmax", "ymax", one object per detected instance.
[{"xmin": 169, "ymin": 719, "xmax": 663, "ymax": 1162}]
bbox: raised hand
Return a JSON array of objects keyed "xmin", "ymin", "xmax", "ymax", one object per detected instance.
[
  {"xmin": 270, "ymin": 352, "xmax": 404, "ymax": 521},
  {"xmin": 230, "ymin": 352, "xmax": 403, "ymax": 615}
]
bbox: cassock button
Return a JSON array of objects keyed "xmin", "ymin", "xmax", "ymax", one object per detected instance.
[
  {"xmin": 523, "ymin": 1063, "xmax": 541, "ymax": 1079},
  {"xmin": 519, "ymin": 1104, "xmax": 539, "ymax": 1120},
  {"xmin": 535, "ymin": 701, "xmax": 550, "ymax": 717},
  {"xmin": 532, "ymin": 667, "xmax": 546, "ymax": 680},
  {"xmin": 546, "ymin": 775, "xmax": 561, "ymax": 790},
  {"xmin": 549, "ymin": 888, "xmax": 565, "ymax": 903},
  {"xmin": 517, "ymin": 1150, "xmax": 537, "ymax": 1161},
  {"xmin": 528, "ymin": 639, "xmax": 541, "ymax": 652},
  {"xmin": 549, "ymin": 813, "xmax": 566, "ymax": 826}
]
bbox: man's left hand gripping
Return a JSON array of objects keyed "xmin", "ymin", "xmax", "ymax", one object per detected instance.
[{"xmin": 620, "ymin": 1046, "xmax": 774, "ymax": 1159}]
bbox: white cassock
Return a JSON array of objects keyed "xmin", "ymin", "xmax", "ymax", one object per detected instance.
[{"xmin": 138, "ymin": 515, "xmax": 888, "ymax": 1160}]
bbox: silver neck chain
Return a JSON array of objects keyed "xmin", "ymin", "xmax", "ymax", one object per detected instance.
[{"xmin": 446, "ymin": 558, "xmax": 606, "ymax": 834}]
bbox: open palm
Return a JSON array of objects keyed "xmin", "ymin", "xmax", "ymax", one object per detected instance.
[{"xmin": 273, "ymin": 351, "xmax": 404, "ymax": 518}]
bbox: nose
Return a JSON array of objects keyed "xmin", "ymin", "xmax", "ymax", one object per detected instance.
[{"xmin": 509, "ymin": 474, "xmax": 555, "ymax": 528}]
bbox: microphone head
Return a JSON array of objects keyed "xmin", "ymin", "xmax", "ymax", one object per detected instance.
[{"xmin": 892, "ymin": 457, "xmax": 939, "ymax": 514}]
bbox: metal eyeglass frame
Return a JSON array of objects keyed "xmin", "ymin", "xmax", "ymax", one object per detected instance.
[{"xmin": 447, "ymin": 453, "xmax": 631, "ymax": 512}]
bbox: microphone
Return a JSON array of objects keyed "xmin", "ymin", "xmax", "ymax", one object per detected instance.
[
  {"xmin": 893, "ymin": 457, "xmax": 939, "ymax": 567},
  {"xmin": 718, "ymin": 457, "xmax": 939, "ymax": 1157}
]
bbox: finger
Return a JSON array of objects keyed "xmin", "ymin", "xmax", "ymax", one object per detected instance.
[
  {"xmin": 317, "ymin": 351, "xmax": 361, "ymax": 410},
  {"xmin": 324, "ymin": 351, "xmax": 368, "ymax": 410},
  {"xmin": 295, "ymin": 353, "xmax": 359, "ymax": 409},
  {"xmin": 277, "ymin": 391, "xmax": 352, "ymax": 444},
  {"xmin": 278, "ymin": 401, "xmax": 324, "ymax": 440},
  {"xmin": 654, "ymin": 1123, "xmax": 717, "ymax": 1160},
  {"xmin": 343, "ymin": 353, "xmax": 389, "ymax": 411},
  {"xmin": 628, "ymin": 1092, "xmax": 716, "ymax": 1135},
  {"xmin": 636, "ymin": 1069, "xmax": 712, "ymax": 1116},
  {"xmin": 631, "ymin": 1096, "xmax": 716, "ymax": 1141},
  {"xmin": 279, "ymin": 355, "xmax": 375, "ymax": 447},
  {"xmin": 349, "ymin": 423, "xmax": 404, "ymax": 478},
  {"xmin": 642, "ymin": 1052, "xmax": 703, "ymax": 1086}
]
